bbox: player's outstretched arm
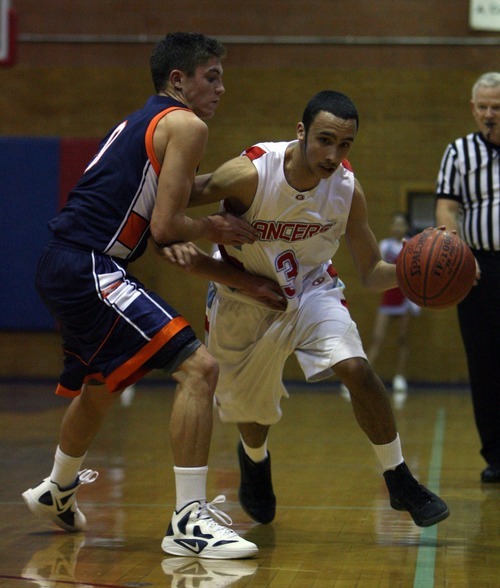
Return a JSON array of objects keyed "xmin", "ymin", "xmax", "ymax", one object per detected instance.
[
  {"xmin": 190, "ymin": 156, "xmax": 258, "ymax": 214},
  {"xmin": 345, "ymin": 181, "xmax": 398, "ymax": 292},
  {"xmin": 151, "ymin": 113, "xmax": 257, "ymax": 247},
  {"xmin": 157, "ymin": 242, "xmax": 286, "ymax": 311}
]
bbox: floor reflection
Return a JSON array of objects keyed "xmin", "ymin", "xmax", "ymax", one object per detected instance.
[
  {"xmin": 22, "ymin": 533, "xmax": 86, "ymax": 588},
  {"xmin": 161, "ymin": 556, "xmax": 259, "ymax": 587}
]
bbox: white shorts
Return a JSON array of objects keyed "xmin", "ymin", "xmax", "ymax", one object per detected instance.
[{"xmin": 205, "ymin": 281, "xmax": 366, "ymax": 425}]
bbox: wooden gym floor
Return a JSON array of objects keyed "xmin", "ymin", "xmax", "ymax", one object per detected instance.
[{"xmin": 0, "ymin": 380, "xmax": 498, "ymax": 587}]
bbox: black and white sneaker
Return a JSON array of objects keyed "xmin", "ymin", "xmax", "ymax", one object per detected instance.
[
  {"xmin": 238, "ymin": 442, "xmax": 276, "ymax": 524},
  {"xmin": 384, "ymin": 462, "xmax": 450, "ymax": 527},
  {"xmin": 22, "ymin": 469, "xmax": 98, "ymax": 532},
  {"xmin": 161, "ymin": 495, "xmax": 258, "ymax": 559}
]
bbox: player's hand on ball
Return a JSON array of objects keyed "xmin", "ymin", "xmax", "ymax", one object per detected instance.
[{"xmin": 396, "ymin": 227, "xmax": 475, "ymax": 309}]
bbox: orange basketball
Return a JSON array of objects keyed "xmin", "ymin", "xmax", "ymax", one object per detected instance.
[{"xmin": 396, "ymin": 228, "xmax": 476, "ymax": 309}]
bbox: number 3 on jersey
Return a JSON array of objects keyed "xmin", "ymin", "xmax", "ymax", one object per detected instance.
[{"xmin": 275, "ymin": 250, "xmax": 299, "ymax": 298}]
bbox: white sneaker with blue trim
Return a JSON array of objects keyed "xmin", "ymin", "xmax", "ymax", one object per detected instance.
[
  {"xmin": 161, "ymin": 495, "xmax": 258, "ymax": 559},
  {"xmin": 22, "ymin": 469, "xmax": 98, "ymax": 532}
]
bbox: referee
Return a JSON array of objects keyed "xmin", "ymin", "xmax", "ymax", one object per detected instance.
[{"xmin": 435, "ymin": 72, "xmax": 500, "ymax": 484}]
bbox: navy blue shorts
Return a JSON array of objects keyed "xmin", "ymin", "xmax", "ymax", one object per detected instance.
[{"xmin": 36, "ymin": 241, "xmax": 200, "ymax": 396}]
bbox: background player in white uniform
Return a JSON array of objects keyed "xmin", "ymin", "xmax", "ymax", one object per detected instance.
[
  {"xmin": 365, "ymin": 212, "xmax": 421, "ymax": 403},
  {"xmin": 169, "ymin": 91, "xmax": 449, "ymax": 529}
]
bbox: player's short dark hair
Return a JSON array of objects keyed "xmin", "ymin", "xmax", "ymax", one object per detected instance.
[
  {"xmin": 150, "ymin": 32, "xmax": 226, "ymax": 93},
  {"xmin": 302, "ymin": 91, "xmax": 359, "ymax": 135}
]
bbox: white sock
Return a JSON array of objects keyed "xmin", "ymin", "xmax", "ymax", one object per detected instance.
[
  {"xmin": 241, "ymin": 436, "xmax": 268, "ymax": 463},
  {"xmin": 174, "ymin": 466, "xmax": 208, "ymax": 511},
  {"xmin": 50, "ymin": 446, "xmax": 87, "ymax": 489},
  {"xmin": 371, "ymin": 434, "xmax": 404, "ymax": 471}
]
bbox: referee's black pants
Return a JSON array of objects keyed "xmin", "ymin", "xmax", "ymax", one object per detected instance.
[{"xmin": 457, "ymin": 252, "xmax": 500, "ymax": 467}]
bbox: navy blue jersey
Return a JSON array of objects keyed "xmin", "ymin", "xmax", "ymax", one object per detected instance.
[{"xmin": 49, "ymin": 95, "xmax": 190, "ymax": 262}]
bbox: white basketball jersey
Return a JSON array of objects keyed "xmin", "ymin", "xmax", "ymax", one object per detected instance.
[{"xmin": 216, "ymin": 140, "xmax": 355, "ymax": 312}]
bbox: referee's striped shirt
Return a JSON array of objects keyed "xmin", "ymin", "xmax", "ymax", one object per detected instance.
[{"xmin": 436, "ymin": 131, "xmax": 500, "ymax": 252}]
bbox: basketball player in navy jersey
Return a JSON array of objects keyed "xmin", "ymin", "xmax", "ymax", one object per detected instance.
[
  {"xmin": 22, "ymin": 32, "xmax": 284, "ymax": 559},
  {"xmin": 166, "ymin": 90, "xmax": 450, "ymax": 529}
]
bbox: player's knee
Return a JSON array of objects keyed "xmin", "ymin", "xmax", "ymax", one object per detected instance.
[
  {"xmin": 196, "ymin": 349, "xmax": 219, "ymax": 389},
  {"xmin": 80, "ymin": 383, "xmax": 118, "ymax": 413},
  {"xmin": 334, "ymin": 357, "xmax": 374, "ymax": 388},
  {"xmin": 177, "ymin": 345, "xmax": 219, "ymax": 391}
]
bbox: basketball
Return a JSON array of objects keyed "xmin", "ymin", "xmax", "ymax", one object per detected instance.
[{"xmin": 396, "ymin": 228, "xmax": 476, "ymax": 309}]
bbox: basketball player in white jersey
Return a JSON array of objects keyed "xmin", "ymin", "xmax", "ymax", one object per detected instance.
[{"xmin": 165, "ymin": 90, "xmax": 449, "ymax": 528}]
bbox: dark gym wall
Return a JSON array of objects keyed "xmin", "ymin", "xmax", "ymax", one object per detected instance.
[{"xmin": 1, "ymin": 0, "xmax": 497, "ymax": 382}]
